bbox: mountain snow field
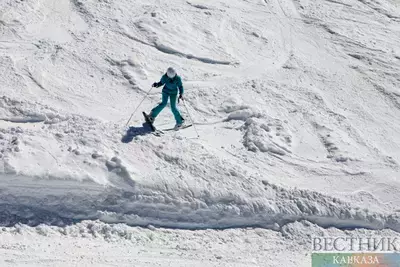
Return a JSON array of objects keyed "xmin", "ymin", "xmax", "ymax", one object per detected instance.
[{"xmin": 0, "ymin": 0, "xmax": 400, "ymax": 266}]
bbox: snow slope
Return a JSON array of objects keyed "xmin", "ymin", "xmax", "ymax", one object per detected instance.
[{"xmin": 1, "ymin": 0, "xmax": 400, "ymax": 265}]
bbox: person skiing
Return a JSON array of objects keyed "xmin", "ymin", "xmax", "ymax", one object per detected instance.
[{"xmin": 147, "ymin": 67, "xmax": 185, "ymax": 129}]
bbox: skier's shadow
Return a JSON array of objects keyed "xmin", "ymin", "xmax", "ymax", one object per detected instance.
[{"xmin": 121, "ymin": 123, "xmax": 153, "ymax": 143}]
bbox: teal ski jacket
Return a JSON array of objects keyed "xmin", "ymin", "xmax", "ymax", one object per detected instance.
[{"xmin": 155, "ymin": 74, "xmax": 184, "ymax": 95}]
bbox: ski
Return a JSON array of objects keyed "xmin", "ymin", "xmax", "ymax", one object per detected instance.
[
  {"xmin": 161, "ymin": 124, "xmax": 193, "ymax": 132},
  {"xmin": 151, "ymin": 130, "xmax": 164, "ymax": 136},
  {"xmin": 142, "ymin": 111, "xmax": 193, "ymax": 136},
  {"xmin": 142, "ymin": 112, "xmax": 156, "ymax": 132},
  {"xmin": 149, "ymin": 124, "xmax": 193, "ymax": 136}
]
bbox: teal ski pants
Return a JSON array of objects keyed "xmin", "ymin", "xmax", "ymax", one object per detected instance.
[{"xmin": 150, "ymin": 92, "xmax": 183, "ymax": 124}]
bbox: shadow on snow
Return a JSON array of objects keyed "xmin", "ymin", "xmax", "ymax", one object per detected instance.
[{"xmin": 121, "ymin": 123, "xmax": 153, "ymax": 143}]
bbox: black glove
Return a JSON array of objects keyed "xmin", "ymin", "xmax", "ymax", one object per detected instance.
[
  {"xmin": 152, "ymin": 82, "xmax": 161, "ymax": 87},
  {"xmin": 178, "ymin": 94, "xmax": 183, "ymax": 103}
]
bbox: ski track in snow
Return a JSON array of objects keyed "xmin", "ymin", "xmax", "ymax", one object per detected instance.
[{"xmin": 1, "ymin": 0, "xmax": 400, "ymax": 265}]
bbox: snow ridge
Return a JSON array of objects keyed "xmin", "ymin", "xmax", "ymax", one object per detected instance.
[{"xmin": 1, "ymin": 172, "xmax": 399, "ymax": 233}]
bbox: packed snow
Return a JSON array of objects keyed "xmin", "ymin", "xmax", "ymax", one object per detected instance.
[{"xmin": 0, "ymin": 0, "xmax": 400, "ymax": 265}]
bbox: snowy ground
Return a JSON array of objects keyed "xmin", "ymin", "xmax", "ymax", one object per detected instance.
[
  {"xmin": 1, "ymin": 221, "xmax": 399, "ymax": 266},
  {"xmin": 1, "ymin": 0, "xmax": 400, "ymax": 265},
  {"xmin": 0, "ymin": 220, "xmax": 310, "ymax": 267}
]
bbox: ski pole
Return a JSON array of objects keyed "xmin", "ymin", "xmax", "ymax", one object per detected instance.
[
  {"xmin": 125, "ymin": 86, "xmax": 153, "ymax": 128},
  {"xmin": 182, "ymin": 99, "xmax": 200, "ymax": 138}
]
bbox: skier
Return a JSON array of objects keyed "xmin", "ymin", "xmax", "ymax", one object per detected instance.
[{"xmin": 147, "ymin": 67, "xmax": 185, "ymax": 129}]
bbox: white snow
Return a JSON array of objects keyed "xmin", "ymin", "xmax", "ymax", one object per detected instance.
[{"xmin": 1, "ymin": 0, "xmax": 400, "ymax": 265}]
